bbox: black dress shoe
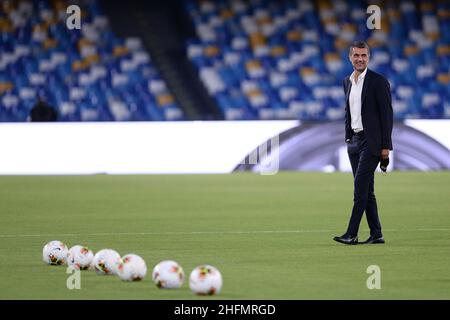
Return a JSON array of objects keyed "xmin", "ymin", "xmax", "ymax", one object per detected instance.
[
  {"xmin": 361, "ymin": 236, "xmax": 385, "ymax": 244},
  {"xmin": 333, "ymin": 234, "xmax": 358, "ymax": 245}
]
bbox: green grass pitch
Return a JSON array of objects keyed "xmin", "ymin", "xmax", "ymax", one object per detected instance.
[{"xmin": 0, "ymin": 172, "xmax": 449, "ymax": 299}]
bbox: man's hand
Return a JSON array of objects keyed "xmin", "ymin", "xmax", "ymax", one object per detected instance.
[{"xmin": 380, "ymin": 149, "xmax": 390, "ymax": 173}]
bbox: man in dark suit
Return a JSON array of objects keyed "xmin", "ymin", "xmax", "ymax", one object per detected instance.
[{"xmin": 333, "ymin": 41, "xmax": 393, "ymax": 245}]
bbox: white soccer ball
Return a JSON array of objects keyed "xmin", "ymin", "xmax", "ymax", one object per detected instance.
[
  {"xmin": 42, "ymin": 240, "xmax": 69, "ymax": 265},
  {"xmin": 67, "ymin": 245, "xmax": 94, "ymax": 270},
  {"xmin": 92, "ymin": 249, "xmax": 121, "ymax": 275},
  {"xmin": 117, "ymin": 254, "xmax": 147, "ymax": 281},
  {"xmin": 189, "ymin": 265, "xmax": 222, "ymax": 295},
  {"xmin": 152, "ymin": 260, "xmax": 185, "ymax": 289}
]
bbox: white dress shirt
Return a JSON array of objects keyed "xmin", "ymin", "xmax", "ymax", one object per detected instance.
[{"xmin": 349, "ymin": 68, "xmax": 367, "ymax": 133}]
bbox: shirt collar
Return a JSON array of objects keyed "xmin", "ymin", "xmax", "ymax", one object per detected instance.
[{"xmin": 350, "ymin": 68, "xmax": 368, "ymax": 84}]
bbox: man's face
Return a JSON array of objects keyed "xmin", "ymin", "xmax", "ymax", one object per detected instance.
[{"xmin": 349, "ymin": 47, "xmax": 369, "ymax": 72}]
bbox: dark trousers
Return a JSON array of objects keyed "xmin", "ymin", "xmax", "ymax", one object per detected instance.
[{"xmin": 346, "ymin": 133, "xmax": 383, "ymax": 238}]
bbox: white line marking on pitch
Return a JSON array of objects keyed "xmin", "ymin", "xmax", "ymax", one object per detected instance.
[
  {"xmin": 0, "ymin": 230, "xmax": 332, "ymax": 238},
  {"xmin": 0, "ymin": 228, "xmax": 449, "ymax": 238}
]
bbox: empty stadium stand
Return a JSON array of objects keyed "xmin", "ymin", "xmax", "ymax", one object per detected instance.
[
  {"xmin": 184, "ymin": 0, "xmax": 450, "ymax": 120},
  {"xmin": 0, "ymin": 0, "xmax": 185, "ymax": 121},
  {"xmin": 0, "ymin": 0, "xmax": 449, "ymax": 122}
]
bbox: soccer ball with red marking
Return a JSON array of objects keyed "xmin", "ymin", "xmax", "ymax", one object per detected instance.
[
  {"xmin": 67, "ymin": 245, "xmax": 94, "ymax": 270},
  {"xmin": 92, "ymin": 249, "xmax": 121, "ymax": 275},
  {"xmin": 42, "ymin": 240, "xmax": 69, "ymax": 265},
  {"xmin": 189, "ymin": 265, "xmax": 222, "ymax": 295},
  {"xmin": 152, "ymin": 260, "xmax": 185, "ymax": 289},
  {"xmin": 117, "ymin": 254, "xmax": 147, "ymax": 281}
]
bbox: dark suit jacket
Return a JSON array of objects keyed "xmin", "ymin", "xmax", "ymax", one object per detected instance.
[{"xmin": 343, "ymin": 68, "xmax": 393, "ymax": 156}]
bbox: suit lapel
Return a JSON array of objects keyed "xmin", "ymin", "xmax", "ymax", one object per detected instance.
[
  {"xmin": 345, "ymin": 77, "xmax": 352, "ymax": 107},
  {"xmin": 361, "ymin": 69, "xmax": 373, "ymax": 106}
]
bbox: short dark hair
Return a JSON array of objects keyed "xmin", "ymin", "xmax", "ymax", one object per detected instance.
[{"xmin": 349, "ymin": 41, "xmax": 370, "ymax": 56}]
